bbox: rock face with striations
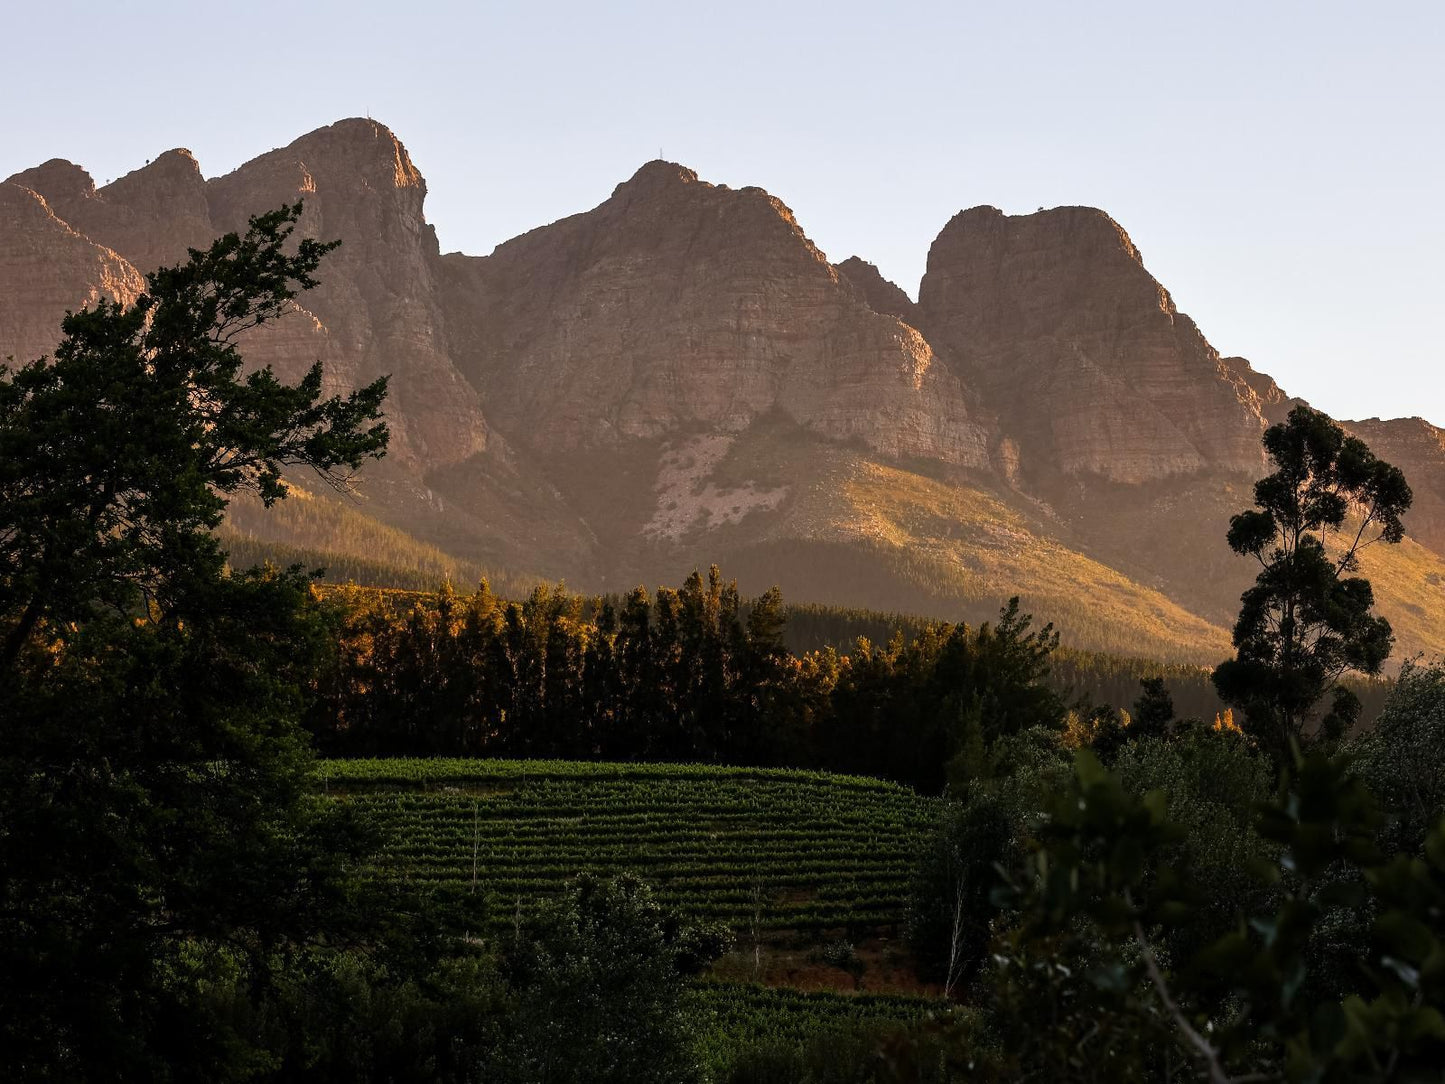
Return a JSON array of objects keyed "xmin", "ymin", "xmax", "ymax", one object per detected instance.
[
  {"xmin": 836, "ymin": 256, "xmax": 918, "ymax": 323},
  {"xmin": 1343, "ymin": 417, "xmax": 1445, "ymax": 555},
  {"xmin": 439, "ymin": 162, "xmax": 992, "ymax": 468},
  {"xmin": 10, "ymin": 151, "xmax": 216, "ymax": 274},
  {"xmin": 202, "ymin": 119, "xmax": 491, "ymax": 471},
  {"xmin": 917, "ymin": 205, "xmax": 1274, "ymax": 484},
  {"xmin": 0, "ymin": 181, "xmax": 145, "ymax": 366}
]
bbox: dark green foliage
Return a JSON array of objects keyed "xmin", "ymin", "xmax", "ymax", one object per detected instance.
[
  {"xmin": 491, "ymin": 874, "xmax": 728, "ymax": 1084},
  {"xmin": 992, "ymin": 748, "xmax": 1445, "ymax": 1082},
  {"xmin": 781, "ymin": 601, "xmax": 938, "ymax": 657},
  {"xmin": 790, "ymin": 605, "xmax": 1393, "ymax": 732},
  {"xmin": 0, "ymin": 206, "xmax": 399, "ymax": 1079},
  {"xmin": 1048, "ymin": 647, "xmax": 1226, "ymax": 724},
  {"xmin": 985, "ymin": 749, "xmax": 1186, "ymax": 1081},
  {"xmin": 216, "ymin": 950, "xmax": 504, "ymax": 1083},
  {"xmin": 908, "ymin": 794, "xmax": 1016, "ymax": 994},
  {"xmin": 317, "ymin": 569, "xmax": 800, "ymax": 766},
  {"xmin": 0, "ymin": 570, "xmax": 381, "ymax": 1079},
  {"xmin": 315, "ymin": 585, "xmax": 1063, "ymax": 793},
  {"xmin": 1109, "ymin": 731, "xmax": 1275, "ymax": 962},
  {"xmin": 1350, "ymin": 659, "xmax": 1445, "ymax": 857},
  {"xmin": 1213, "ymin": 406, "xmax": 1412, "ymax": 761},
  {"xmin": 826, "ymin": 599, "xmax": 1063, "ymax": 792},
  {"xmin": 0, "ymin": 204, "xmax": 387, "ymax": 671},
  {"xmin": 720, "ymin": 1020, "xmax": 984, "ymax": 1083},
  {"xmin": 1083, "ymin": 704, "xmax": 1132, "ymax": 764},
  {"xmin": 1131, "ymin": 677, "xmax": 1176, "ymax": 739}
]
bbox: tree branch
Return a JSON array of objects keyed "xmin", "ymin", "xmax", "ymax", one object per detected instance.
[{"xmin": 1132, "ymin": 919, "xmax": 1270, "ymax": 1084}]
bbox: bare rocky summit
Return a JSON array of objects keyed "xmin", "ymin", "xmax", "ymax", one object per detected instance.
[
  {"xmin": 12, "ymin": 151, "xmax": 215, "ymax": 273},
  {"xmin": 439, "ymin": 161, "xmax": 990, "ymax": 468},
  {"xmin": 0, "ymin": 181, "xmax": 145, "ymax": 367},
  {"xmin": 3, "ymin": 118, "xmax": 1442, "ymax": 662},
  {"xmin": 836, "ymin": 256, "xmax": 918, "ymax": 323},
  {"xmin": 917, "ymin": 205, "xmax": 1274, "ymax": 484}
]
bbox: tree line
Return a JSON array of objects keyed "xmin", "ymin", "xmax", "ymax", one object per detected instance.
[{"xmin": 305, "ymin": 574, "xmax": 1064, "ymax": 794}]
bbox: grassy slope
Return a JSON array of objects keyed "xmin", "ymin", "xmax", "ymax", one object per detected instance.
[
  {"xmin": 1347, "ymin": 534, "xmax": 1445, "ymax": 664},
  {"xmin": 221, "ymin": 485, "xmax": 541, "ymax": 596},
  {"xmin": 222, "ymin": 417, "xmax": 1445, "ymax": 668},
  {"xmin": 689, "ymin": 428, "xmax": 1235, "ymax": 665}
]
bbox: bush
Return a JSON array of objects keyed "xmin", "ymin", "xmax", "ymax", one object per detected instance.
[
  {"xmin": 1109, "ymin": 729, "xmax": 1275, "ymax": 958},
  {"xmin": 1351, "ymin": 658, "xmax": 1445, "ymax": 856},
  {"xmin": 490, "ymin": 874, "xmax": 729, "ymax": 1084}
]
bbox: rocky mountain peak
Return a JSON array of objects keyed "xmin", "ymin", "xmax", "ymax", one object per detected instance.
[
  {"xmin": 917, "ymin": 203, "xmax": 1269, "ymax": 483},
  {"xmin": 7, "ymin": 158, "xmax": 98, "ymax": 207},
  {"xmin": 302, "ymin": 117, "xmax": 423, "ymax": 188},
  {"xmin": 205, "ymin": 118, "xmax": 426, "ymax": 235},
  {"xmin": 593, "ymin": 159, "xmax": 828, "ymax": 271},
  {"xmin": 8, "ymin": 148, "xmax": 212, "ymax": 272},
  {"xmin": 612, "ymin": 159, "xmax": 702, "ymax": 199},
  {"xmin": 199, "ymin": 118, "xmax": 484, "ymax": 469},
  {"xmin": 920, "ymin": 204, "xmax": 1165, "ymax": 337},
  {"xmin": 836, "ymin": 257, "xmax": 917, "ymax": 322},
  {"xmin": 106, "ymin": 148, "xmax": 202, "ymax": 193},
  {"xmin": 440, "ymin": 161, "xmax": 989, "ymax": 465}
]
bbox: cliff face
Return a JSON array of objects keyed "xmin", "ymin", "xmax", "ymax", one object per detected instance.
[
  {"xmin": 439, "ymin": 162, "xmax": 992, "ymax": 468},
  {"xmin": 11, "ymin": 151, "xmax": 215, "ymax": 273},
  {"xmin": 203, "ymin": 119, "xmax": 490, "ymax": 471},
  {"xmin": 836, "ymin": 256, "xmax": 918, "ymax": 323},
  {"xmin": 1344, "ymin": 417, "xmax": 1445, "ymax": 555},
  {"xmin": 917, "ymin": 205, "xmax": 1273, "ymax": 484},
  {"xmin": 0, "ymin": 181, "xmax": 145, "ymax": 366},
  {"xmin": 3, "ymin": 118, "xmax": 1444, "ymax": 663}
]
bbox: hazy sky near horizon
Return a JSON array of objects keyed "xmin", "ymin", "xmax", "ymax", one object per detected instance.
[{"xmin": 5, "ymin": 0, "xmax": 1442, "ymax": 423}]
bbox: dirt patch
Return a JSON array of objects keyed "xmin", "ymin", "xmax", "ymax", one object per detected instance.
[{"xmin": 710, "ymin": 934, "xmax": 938, "ymax": 996}]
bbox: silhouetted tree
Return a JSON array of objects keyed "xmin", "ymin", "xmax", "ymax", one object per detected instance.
[
  {"xmin": 1131, "ymin": 677, "xmax": 1175, "ymax": 739},
  {"xmin": 0, "ymin": 205, "xmax": 395, "ymax": 1077},
  {"xmin": 1212, "ymin": 406, "xmax": 1411, "ymax": 760}
]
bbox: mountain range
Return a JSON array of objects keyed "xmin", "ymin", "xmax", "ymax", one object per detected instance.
[{"xmin": 4, "ymin": 117, "xmax": 1442, "ymax": 664}]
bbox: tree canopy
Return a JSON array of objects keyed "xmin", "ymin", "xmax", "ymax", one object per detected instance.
[
  {"xmin": 1212, "ymin": 405, "xmax": 1411, "ymax": 759},
  {"xmin": 0, "ymin": 202, "xmax": 388, "ymax": 672},
  {"xmin": 0, "ymin": 205, "xmax": 396, "ymax": 1078}
]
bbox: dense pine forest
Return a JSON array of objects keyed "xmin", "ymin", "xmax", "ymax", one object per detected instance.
[{"xmin": 286, "ymin": 580, "xmax": 1389, "ymax": 775}]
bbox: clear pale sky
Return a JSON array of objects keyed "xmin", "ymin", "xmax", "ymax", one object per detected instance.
[{"xmin": 5, "ymin": 0, "xmax": 1442, "ymax": 423}]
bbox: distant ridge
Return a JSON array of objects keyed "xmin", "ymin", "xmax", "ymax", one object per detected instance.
[{"xmin": 5, "ymin": 118, "xmax": 1444, "ymax": 664}]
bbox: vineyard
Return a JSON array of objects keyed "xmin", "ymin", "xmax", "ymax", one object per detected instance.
[
  {"xmin": 690, "ymin": 982, "xmax": 961, "ymax": 1073},
  {"xmin": 320, "ymin": 758, "xmax": 937, "ymax": 932}
]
